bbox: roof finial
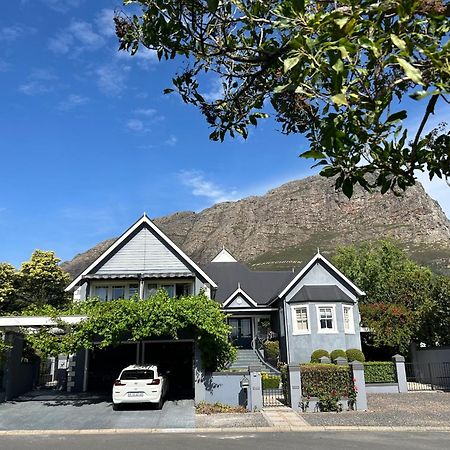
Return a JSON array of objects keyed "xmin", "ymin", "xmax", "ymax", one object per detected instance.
[
  {"xmin": 317, "ymin": 247, "xmax": 320, "ymax": 255},
  {"xmin": 143, "ymin": 212, "xmax": 147, "ymax": 217},
  {"xmin": 223, "ymin": 244, "xmax": 225, "ymax": 250},
  {"xmin": 238, "ymin": 282, "xmax": 241, "ymax": 289}
]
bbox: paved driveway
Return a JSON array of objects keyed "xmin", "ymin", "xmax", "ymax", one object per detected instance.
[{"xmin": 0, "ymin": 392, "xmax": 195, "ymax": 430}]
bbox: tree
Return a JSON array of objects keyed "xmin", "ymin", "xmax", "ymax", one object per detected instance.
[
  {"xmin": 17, "ymin": 250, "xmax": 70, "ymax": 311},
  {"xmin": 332, "ymin": 240, "xmax": 444, "ymax": 352},
  {"xmin": 115, "ymin": 0, "xmax": 450, "ymax": 197},
  {"xmin": 0, "ymin": 263, "xmax": 17, "ymax": 310}
]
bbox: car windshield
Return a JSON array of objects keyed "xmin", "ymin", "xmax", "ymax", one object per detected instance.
[{"xmin": 121, "ymin": 370, "xmax": 155, "ymax": 380}]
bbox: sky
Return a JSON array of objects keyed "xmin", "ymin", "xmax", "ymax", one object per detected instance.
[{"xmin": 0, "ymin": 0, "xmax": 449, "ymax": 268}]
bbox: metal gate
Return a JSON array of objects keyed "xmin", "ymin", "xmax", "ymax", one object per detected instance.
[
  {"xmin": 262, "ymin": 373, "xmax": 288, "ymax": 407},
  {"xmin": 405, "ymin": 362, "xmax": 450, "ymax": 391}
]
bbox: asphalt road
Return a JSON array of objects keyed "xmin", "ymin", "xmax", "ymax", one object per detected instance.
[{"xmin": 0, "ymin": 431, "xmax": 448, "ymax": 450}]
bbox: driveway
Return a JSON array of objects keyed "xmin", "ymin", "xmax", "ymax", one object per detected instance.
[{"xmin": 0, "ymin": 391, "xmax": 195, "ymax": 430}]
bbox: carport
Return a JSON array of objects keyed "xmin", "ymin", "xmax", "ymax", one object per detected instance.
[{"xmin": 86, "ymin": 340, "xmax": 194, "ymax": 400}]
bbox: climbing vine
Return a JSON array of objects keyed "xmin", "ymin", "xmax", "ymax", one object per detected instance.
[{"xmin": 21, "ymin": 292, "xmax": 236, "ymax": 371}]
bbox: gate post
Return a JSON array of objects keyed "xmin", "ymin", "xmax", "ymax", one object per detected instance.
[
  {"xmin": 248, "ymin": 366, "xmax": 263, "ymax": 411},
  {"xmin": 392, "ymin": 354, "xmax": 408, "ymax": 393},
  {"xmin": 350, "ymin": 361, "xmax": 368, "ymax": 411},
  {"xmin": 288, "ymin": 363, "xmax": 301, "ymax": 411}
]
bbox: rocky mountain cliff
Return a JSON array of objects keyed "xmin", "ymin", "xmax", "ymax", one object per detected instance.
[{"xmin": 61, "ymin": 175, "xmax": 450, "ymax": 278}]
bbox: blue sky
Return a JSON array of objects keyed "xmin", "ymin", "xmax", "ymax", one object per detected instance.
[{"xmin": 1, "ymin": 0, "xmax": 449, "ymax": 268}]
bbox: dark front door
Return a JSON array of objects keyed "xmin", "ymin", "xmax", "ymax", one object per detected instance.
[{"xmin": 229, "ymin": 318, "xmax": 252, "ymax": 349}]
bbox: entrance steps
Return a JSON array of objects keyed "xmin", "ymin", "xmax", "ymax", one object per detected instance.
[{"xmin": 228, "ymin": 349, "xmax": 278, "ymax": 374}]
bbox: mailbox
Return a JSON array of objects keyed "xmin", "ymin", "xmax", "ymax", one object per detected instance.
[{"xmin": 240, "ymin": 375, "xmax": 249, "ymax": 389}]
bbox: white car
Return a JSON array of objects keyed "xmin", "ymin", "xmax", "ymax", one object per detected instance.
[{"xmin": 112, "ymin": 365, "xmax": 168, "ymax": 410}]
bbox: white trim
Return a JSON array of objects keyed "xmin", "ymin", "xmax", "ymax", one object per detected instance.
[
  {"xmin": 66, "ymin": 215, "xmax": 217, "ymax": 292},
  {"xmin": 222, "ymin": 287, "xmax": 258, "ymax": 308},
  {"xmin": 278, "ymin": 253, "xmax": 365, "ymax": 299},
  {"xmin": 342, "ymin": 304, "xmax": 355, "ymax": 334},
  {"xmin": 316, "ymin": 304, "xmax": 338, "ymax": 334},
  {"xmin": 0, "ymin": 315, "xmax": 86, "ymax": 328},
  {"xmin": 291, "ymin": 304, "xmax": 311, "ymax": 335}
]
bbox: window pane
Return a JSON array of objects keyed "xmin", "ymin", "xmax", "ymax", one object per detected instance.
[
  {"xmin": 147, "ymin": 284, "xmax": 157, "ymax": 298},
  {"xmin": 94, "ymin": 286, "xmax": 108, "ymax": 301},
  {"xmin": 344, "ymin": 306, "xmax": 352, "ymax": 331},
  {"xmin": 121, "ymin": 370, "xmax": 154, "ymax": 380},
  {"xmin": 176, "ymin": 283, "xmax": 192, "ymax": 297},
  {"xmin": 128, "ymin": 284, "xmax": 139, "ymax": 298},
  {"xmin": 161, "ymin": 285, "xmax": 175, "ymax": 298},
  {"xmin": 319, "ymin": 307, "xmax": 334, "ymax": 329},
  {"xmin": 295, "ymin": 307, "xmax": 308, "ymax": 331},
  {"xmin": 111, "ymin": 286, "xmax": 125, "ymax": 300}
]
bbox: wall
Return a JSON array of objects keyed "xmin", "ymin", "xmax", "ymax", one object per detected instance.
[
  {"xmin": 284, "ymin": 263, "xmax": 362, "ymax": 363},
  {"xmin": 197, "ymin": 372, "xmax": 248, "ymax": 407},
  {"xmin": 411, "ymin": 345, "xmax": 450, "ymax": 365},
  {"xmin": 1, "ymin": 333, "xmax": 38, "ymax": 401}
]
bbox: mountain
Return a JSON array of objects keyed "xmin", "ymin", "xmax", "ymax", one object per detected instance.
[{"xmin": 61, "ymin": 175, "xmax": 450, "ymax": 278}]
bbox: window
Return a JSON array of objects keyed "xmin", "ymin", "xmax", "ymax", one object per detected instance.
[
  {"xmin": 111, "ymin": 286, "xmax": 125, "ymax": 300},
  {"xmin": 94, "ymin": 286, "xmax": 108, "ymax": 301},
  {"xmin": 161, "ymin": 284, "xmax": 175, "ymax": 298},
  {"xmin": 292, "ymin": 306, "xmax": 310, "ymax": 334},
  {"xmin": 343, "ymin": 305, "xmax": 355, "ymax": 334},
  {"xmin": 147, "ymin": 284, "xmax": 158, "ymax": 298},
  {"xmin": 129, "ymin": 284, "xmax": 139, "ymax": 298},
  {"xmin": 176, "ymin": 283, "xmax": 192, "ymax": 297},
  {"xmin": 317, "ymin": 305, "xmax": 337, "ymax": 333}
]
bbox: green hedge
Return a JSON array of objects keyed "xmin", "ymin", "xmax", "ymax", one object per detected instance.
[
  {"xmin": 310, "ymin": 349, "xmax": 330, "ymax": 363},
  {"xmin": 263, "ymin": 341, "xmax": 279, "ymax": 360},
  {"xmin": 330, "ymin": 349, "xmax": 346, "ymax": 361},
  {"xmin": 261, "ymin": 373, "xmax": 280, "ymax": 389},
  {"xmin": 346, "ymin": 348, "xmax": 365, "ymax": 362},
  {"xmin": 364, "ymin": 362, "xmax": 397, "ymax": 383},
  {"xmin": 300, "ymin": 364, "xmax": 353, "ymax": 398}
]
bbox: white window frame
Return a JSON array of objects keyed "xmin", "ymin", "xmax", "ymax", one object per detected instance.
[
  {"xmin": 342, "ymin": 304, "xmax": 355, "ymax": 334},
  {"xmin": 291, "ymin": 304, "xmax": 311, "ymax": 335},
  {"xmin": 316, "ymin": 304, "xmax": 337, "ymax": 334}
]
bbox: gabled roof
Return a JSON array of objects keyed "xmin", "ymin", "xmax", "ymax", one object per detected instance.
[
  {"xmin": 222, "ymin": 285, "xmax": 258, "ymax": 308},
  {"xmin": 289, "ymin": 285, "xmax": 354, "ymax": 303},
  {"xmin": 278, "ymin": 252, "xmax": 365, "ymax": 298},
  {"xmin": 66, "ymin": 214, "xmax": 217, "ymax": 291},
  {"xmin": 203, "ymin": 261, "xmax": 295, "ymax": 305},
  {"xmin": 211, "ymin": 247, "xmax": 237, "ymax": 262}
]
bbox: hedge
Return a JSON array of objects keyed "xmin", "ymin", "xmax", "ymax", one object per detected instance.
[
  {"xmin": 263, "ymin": 341, "xmax": 279, "ymax": 360},
  {"xmin": 346, "ymin": 348, "xmax": 365, "ymax": 362},
  {"xmin": 261, "ymin": 373, "xmax": 280, "ymax": 389},
  {"xmin": 310, "ymin": 349, "xmax": 330, "ymax": 363},
  {"xmin": 330, "ymin": 349, "xmax": 346, "ymax": 361},
  {"xmin": 300, "ymin": 364, "xmax": 353, "ymax": 398},
  {"xmin": 364, "ymin": 362, "xmax": 397, "ymax": 383}
]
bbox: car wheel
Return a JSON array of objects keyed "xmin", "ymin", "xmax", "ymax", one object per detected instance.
[
  {"xmin": 113, "ymin": 403, "xmax": 120, "ymax": 411},
  {"xmin": 157, "ymin": 397, "xmax": 164, "ymax": 410}
]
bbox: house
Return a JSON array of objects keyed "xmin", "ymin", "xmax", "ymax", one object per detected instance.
[{"xmin": 0, "ymin": 214, "xmax": 364, "ymax": 401}]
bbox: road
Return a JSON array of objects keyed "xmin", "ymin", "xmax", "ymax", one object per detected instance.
[{"xmin": 0, "ymin": 431, "xmax": 448, "ymax": 450}]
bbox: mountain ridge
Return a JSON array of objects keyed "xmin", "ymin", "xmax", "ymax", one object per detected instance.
[{"xmin": 61, "ymin": 175, "xmax": 450, "ymax": 278}]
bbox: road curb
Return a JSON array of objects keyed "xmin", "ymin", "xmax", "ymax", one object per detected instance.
[{"xmin": 1, "ymin": 426, "xmax": 450, "ymax": 436}]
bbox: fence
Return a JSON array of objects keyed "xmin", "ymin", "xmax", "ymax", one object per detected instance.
[
  {"xmin": 262, "ymin": 373, "xmax": 286, "ymax": 407},
  {"xmin": 405, "ymin": 362, "xmax": 450, "ymax": 391}
]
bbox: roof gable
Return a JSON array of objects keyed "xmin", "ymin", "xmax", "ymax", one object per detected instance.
[
  {"xmin": 278, "ymin": 252, "xmax": 365, "ymax": 299},
  {"xmin": 66, "ymin": 215, "xmax": 217, "ymax": 291},
  {"xmin": 211, "ymin": 248, "xmax": 237, "ymax": 262},
  {"xmin": 223, "ymin": 286, "xmax": 258, "ymax": 308}
]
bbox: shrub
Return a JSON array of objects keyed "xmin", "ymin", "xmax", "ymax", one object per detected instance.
[
  {"xmin": 346, "ymin": 348, "xmax": 365, "ymax": 362},
  {"xmin": 196, "ymin": 401, "xmax": 247, "ymax": 414},
  {"xmin": 364, "ymin": 362, "xmax": 397, "ymax": 383},
  {"xmin": 300, "ymin": 364, "xmax": 353, "ymax": 399},
  {"xmin": 330, "ymin": 349, "xmax": 346, "ymax": 361},
  {"xmin": 280, "ymin": 364, "xmax": 289, "ymax": 403},
  {"xmin": 310, "ymin": 349, "xmax": 330, "ymax": 363},
  {"xmin": 261, "ymin": 373, "xmax": 280, "ymax": 389},
  {"xmin": 263, "ymin": 340, "xmax": 279, "ymax": 361}
]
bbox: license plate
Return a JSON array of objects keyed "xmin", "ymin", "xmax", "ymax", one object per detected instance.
[{"xmin": 128, "ymin": 392, "xmax": 144, "ymax": 397}]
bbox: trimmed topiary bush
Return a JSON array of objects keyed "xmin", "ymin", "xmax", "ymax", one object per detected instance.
[
  {"xmin": 310, "ymin": 349, "xmax": 330, "ymax": 363},
  {"xmin": 261, "ymin": 373, "xmax": 280, "ymax": 389},
  {"xmin": 330, "ymin": 349, "xmax": 346, "ymax": 361},
  {"xmin": 346, "ymin": 348, "xmax": 365, "ymax": 362},
  {"xmin": 263, "ymin": 340, "xmax": 280, "ymax": 361}
]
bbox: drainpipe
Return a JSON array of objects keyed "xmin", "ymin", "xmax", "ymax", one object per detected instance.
[{"xmin": 282, "ymin": 298, "xmax": 291, "ymax": 364}]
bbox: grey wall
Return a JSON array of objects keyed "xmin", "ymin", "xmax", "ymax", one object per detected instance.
[
  {"xmin": 1, "ymin": 333, "xmax": 38, "ymax": 401},
  {"xmin": 411, "ymin": 345, "xmax": 450, "ymax": 365},
  {"xmin": 201, "ymin": 372, "xmax": 248, "ymax": 407},
  {"xmin": 284, "ymin": 263, "xmax": 362, "ymax": 363}
]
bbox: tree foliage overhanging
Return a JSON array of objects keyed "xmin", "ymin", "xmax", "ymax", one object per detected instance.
[
  {"xmin": 22, "ymin": 291, "xmax": 236, "ymax": 372},
  {"xmin": 115, "ymin": 0, "xmax": 450, "ymax": 197},
  {"xmin": 333, "ymin": 240, "xmax": 450, "ymax": 352}
]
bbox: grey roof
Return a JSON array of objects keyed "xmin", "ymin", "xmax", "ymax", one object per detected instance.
[
  {"xmin": 202, "ymin": 261, "xmax": 296, "ymax": 306},
  {"xmin": 290, "ymin": 285, "xmax": 354, "ymax": 303},
  {"xmin": 83, "ymin": 272, "xmax": 194, "ymax": 280}
]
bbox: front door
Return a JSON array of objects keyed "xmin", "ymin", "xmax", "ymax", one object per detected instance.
[{"xmin": 229, "ymin": 318, "xmax": 252, "ymax": 349}]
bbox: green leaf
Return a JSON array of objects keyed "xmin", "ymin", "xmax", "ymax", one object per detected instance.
[
  {"xmin": 334, "ymin": 17, "xmax": 349, "ymax": 29},
  {"xmin": 207, "ymin": 0, "xmax": 219, "ymax": 13},
  {"xmin": 300, "ymin": 150, "xmax": 326, "ymax": 159},
  {"xmin": 342, "ymin": 177, "xmax": 354, "ymax": 198},
  {"xmin": 283, "ymin": 55, "xmax": 300, "ymax": 73},
  {"xmin": 163, "ymin": 88, "xmax": 174, "ymax": 94},
  {"xmin": 390, "ymin": 34, "xmax": 407, "ymax": 51},
  {"xmin": 332, "ymin": 59, "xmax": 344, "ymax": 73},
  {"xmin": 331, "ymin": 93, "xmax": 348, "ymax": 106},
  {"xmin": 396, "ymin": 58, "xmax": 424, "ymax": 85},
  {"xmin": 386, "ymin": 110, "xmax": 407, "ymax": 124},
  {"xmin": 292, "ymin": 0, "xmax": 305, "ymax": 13}
]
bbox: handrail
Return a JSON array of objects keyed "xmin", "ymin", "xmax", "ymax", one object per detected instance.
[{"xmin": 252, "ymin": 337, "xmax": 280, "ymax": 374}]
